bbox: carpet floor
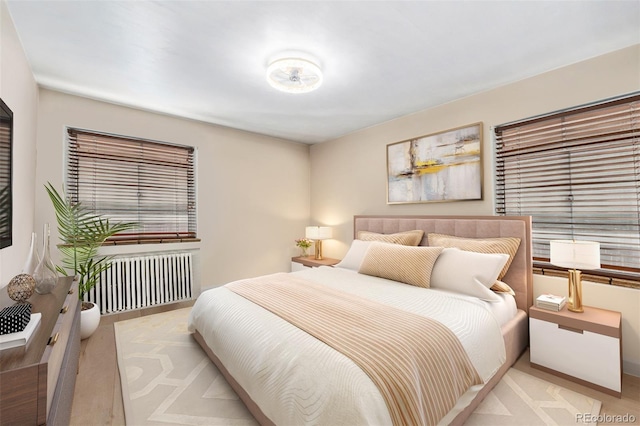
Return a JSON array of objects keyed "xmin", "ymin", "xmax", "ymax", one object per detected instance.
[{"xmin": 115, "ymin": 308, "xmax": 601, "ymax": 425}]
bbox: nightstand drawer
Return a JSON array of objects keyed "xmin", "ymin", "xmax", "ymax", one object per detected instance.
[{"xmin": 530, "ymin": 317, "xmax": 621, "ymax": 393}]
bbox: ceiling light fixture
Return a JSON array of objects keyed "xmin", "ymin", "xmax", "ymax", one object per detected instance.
[{"xmin": 266, "ymin": 58, "xmax": 323, "ymax": 94}]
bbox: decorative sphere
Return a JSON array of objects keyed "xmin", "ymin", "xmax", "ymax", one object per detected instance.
[{"xmin": 7, "ymin": 274, "xmax": 36, "ymax": 302}]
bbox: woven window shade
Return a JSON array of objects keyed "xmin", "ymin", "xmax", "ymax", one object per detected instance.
[
  {"xmin": 66, "ymin": 128, "xmax": 196, "ymax": 243},
  {"xmin": 495, "ymin": 93, "xmax": 640, "ymax": 273}
]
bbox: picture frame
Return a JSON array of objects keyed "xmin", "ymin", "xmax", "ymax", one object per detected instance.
[{"xmin": 387, "ymin": 122, "xmax": 482, "ymax": 204}]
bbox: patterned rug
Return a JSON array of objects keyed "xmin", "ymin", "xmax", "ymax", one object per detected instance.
[
  {"xmin": 115, "ymin": 308, "xmax": 601, "ymax": 426},
  {"xmin": 114, "ymin": 308, "xmax": 256, "ymax": 425},
  {"xmin": 465, "ymin": 368, "xmax": 601, "ymax": 425}
]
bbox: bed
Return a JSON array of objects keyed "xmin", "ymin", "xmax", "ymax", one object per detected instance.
[{"xmin": 188, "ymin": 215, "xmax": 533, "ymax": 425}]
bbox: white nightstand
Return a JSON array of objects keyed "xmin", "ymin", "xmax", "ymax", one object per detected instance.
[
  {"xmin": 291, "ymin": 256, "xmax": 340, "ymax": 272},
  {"xmin": 529, "ymin": 305, "xmax": 622, "ymax": 397}
]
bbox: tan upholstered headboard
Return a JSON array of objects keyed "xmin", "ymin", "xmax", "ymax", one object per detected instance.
[{"xmin": 354, "ymin": 215, "xmax": 533, "ymax": 313}]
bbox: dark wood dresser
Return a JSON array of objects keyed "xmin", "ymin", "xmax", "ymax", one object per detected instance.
[{"xmin": 0, "ymin": 276, "xmax": 80, "ymax": 425}]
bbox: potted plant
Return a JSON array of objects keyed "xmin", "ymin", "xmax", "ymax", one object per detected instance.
[{"xmin": 45, "ymin": 183, "xmax": 136, "ymax": 339}]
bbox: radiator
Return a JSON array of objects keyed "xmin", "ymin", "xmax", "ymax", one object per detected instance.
[{"xmin": 85, "ymin": 252, "xmax": 193, "ymax": 314}]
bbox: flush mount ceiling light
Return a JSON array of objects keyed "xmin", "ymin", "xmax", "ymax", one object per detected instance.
[{"xmin": 266, "ymin": 58, "xmax": 323, "ymax": 94}]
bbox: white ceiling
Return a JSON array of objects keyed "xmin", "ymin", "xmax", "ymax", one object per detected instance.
[{"xmin": 6, "ymin": 1, "xmax": 640, "ymax": 144}]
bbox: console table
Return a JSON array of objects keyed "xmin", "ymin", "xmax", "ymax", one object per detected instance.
[{"xmin": 0, "ymin": 276, "xmax": 80, "ymax": 425}]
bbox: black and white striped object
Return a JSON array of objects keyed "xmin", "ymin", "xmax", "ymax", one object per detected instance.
[{"xmin": 0, "ymin": 303, "xmax": 32, "ymax": 335}]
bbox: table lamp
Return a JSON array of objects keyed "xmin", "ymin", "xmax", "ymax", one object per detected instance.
[
  {"xmin": 305, "ymin": 226, "xmax": 332, "ymax": 260},
  {"xmin": 549, "ymin": 240, "xmax": 600, "ymax": 313}
]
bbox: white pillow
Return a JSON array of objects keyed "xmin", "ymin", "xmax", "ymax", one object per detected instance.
[
  {"xmin": 430, "ymin": 248, "xmax": 509, "ymax": 302},
  {"xmin": 334, "ymin": 240, "xmax": 373, "ymax": 270}
]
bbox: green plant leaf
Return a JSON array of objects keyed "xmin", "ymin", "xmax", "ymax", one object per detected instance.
[{"xmin": 45, "ymin": 182, "xmax": 137, "ymax": 300}]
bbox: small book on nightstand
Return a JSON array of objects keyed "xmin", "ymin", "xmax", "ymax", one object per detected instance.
[{"xmin": 535, "ymin": 294, "xmax": 566, "ymax": 311}]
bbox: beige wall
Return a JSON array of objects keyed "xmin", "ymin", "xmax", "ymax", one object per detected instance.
[
  {"xmin": 311, "ymin": 44, "xmax": 640, "ymax": 375},
  {"xmin": 35, "ymin": 89, "xmax": 310, "ymax": 290},
  {"xmin": 0, "ymin": 1, "xmax": 39, "ymax": 302}
]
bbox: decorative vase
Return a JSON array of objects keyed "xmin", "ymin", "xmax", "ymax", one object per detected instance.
[
  {"xmin": 300, "ymin": 247, "xmax": 308, "ymax": 257},
  {"xmin": 22, "ymin": 232, "xmax": 39, "ymax": 275},
  {"xmin": 34, "ymin": 223, "xmax": 58, "ymax": 294},
  {"xmin": 80, "ymin": 301, "xmax": 100, "ymax": 339}
]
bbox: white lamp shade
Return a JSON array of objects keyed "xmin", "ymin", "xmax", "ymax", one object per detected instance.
[
  {"xmin": 305, "ymin": 226, "xmax": 332, "ymax": 240},
  {"xmin": 550, "ymin": 240, "xmax": 600, "ymax": 270}
]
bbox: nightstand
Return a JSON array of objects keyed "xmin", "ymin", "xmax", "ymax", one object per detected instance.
[
  {"xmin": 529, "ymin": 305, "xmax": 621, "ymax": 397},
  {"xmin": 291, "ymin": 256, "xmax": 340, "ymax": 272}
]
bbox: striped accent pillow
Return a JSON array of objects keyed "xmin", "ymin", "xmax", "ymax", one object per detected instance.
[
  {"xmin": 491, "ymin": 280, "xmax": 516, "ymax": 296},
  {"xmin": 428, "ymin": 233, "xmax": 521, "ymax": 280},
  {"xmin": 359, "ymin": 242, "xmax": 443, "ymax": 288},
  {"xmin": 357, "ymin": 230, "xmax": 424, "ymax": 246}
]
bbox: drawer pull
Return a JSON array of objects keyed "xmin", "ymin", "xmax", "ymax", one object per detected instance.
[
  {"xmin": 60, "ymin": 306, "xmax": 69, "ymax": 314},
  {"xmin": 48, "ymin": 333, "xmax": 60, "ymax": 346},
  {"xmin": 558, "ymin": 324, "xmax": 584, "ymax": 334}
]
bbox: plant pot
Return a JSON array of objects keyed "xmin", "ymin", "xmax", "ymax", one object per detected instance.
[{"xmin": 80, "ymin": 301, "xmax": 100, "ymax": 340}]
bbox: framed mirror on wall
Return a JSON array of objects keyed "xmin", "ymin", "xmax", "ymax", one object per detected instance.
[{"xmin": 0, "ymin": 98, "xmax": 13, "ymax": 249}]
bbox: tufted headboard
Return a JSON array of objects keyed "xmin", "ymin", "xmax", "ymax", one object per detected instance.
[{"xmin": 354, "ymin": 215, "xmax": 533, "ymax": 313}]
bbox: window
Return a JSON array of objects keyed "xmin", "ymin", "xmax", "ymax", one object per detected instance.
[
  {"xmin": 66, "ymin": 128, "xmax": 196, "ymax": 243},
  {"xmin": 495, "ymin": 93, "xmax": 640, "ymax": 288}
]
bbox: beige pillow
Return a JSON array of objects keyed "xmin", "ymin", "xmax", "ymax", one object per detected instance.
[
  {"xmin": 358, "ymin": 242, "xmax": 442, "ymax": 288},
  {"xmin": 357, "ymin": 229, "xmax": 424, "ymax": 246},
  {"xmin": 427, "ymin": 233, "xmax": 520, "ymax": 280},
  {"xmin": 491, "ymin": 280, "xmax": 516, "ymax": 296}
]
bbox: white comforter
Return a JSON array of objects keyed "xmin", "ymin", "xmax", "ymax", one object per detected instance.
[{"xmin": 188, "ymin": 267, "xmax": 506, "ymax": 425}]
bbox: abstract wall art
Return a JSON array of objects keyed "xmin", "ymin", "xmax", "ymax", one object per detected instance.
[{"xmin": 387, "ymin": 122, "xmax": 483, "ymax": 204}]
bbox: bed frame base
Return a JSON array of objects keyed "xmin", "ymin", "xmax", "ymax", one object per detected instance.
[{"xmin": 450, "ymin": 310, "xmax": 528, "ymax": 425}]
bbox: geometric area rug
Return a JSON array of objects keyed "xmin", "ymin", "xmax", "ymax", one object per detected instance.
[
  {"xmin": 115, "ymin": 308, "xmax": 601, "ymax": 426},
  {"xmin": 465, "ymin": 368, "xmax": 602, "ymax": 426},
  {"xmin": 114, "ymin": 308, "xmax": 257, "ymax": 425}
]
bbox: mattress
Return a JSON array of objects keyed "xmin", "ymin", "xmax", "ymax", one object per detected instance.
[{"xmin": 188, "ymin": 266, "xmax": 509, "ymax": 425}]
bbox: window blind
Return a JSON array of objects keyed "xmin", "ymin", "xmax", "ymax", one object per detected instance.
[
  {"xmin": 66, "ymin": 128, "xmax": 196, "ymax": 243},
  {"xmin": 495, "ymin": 93, "xmax": 640, "ymax": 273}
]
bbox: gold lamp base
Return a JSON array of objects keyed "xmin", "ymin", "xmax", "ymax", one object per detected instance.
[
  {"xmin": 314, "ymin": 239, "xmax": 323, "ymax": 260},
  {"xmin": 568, "ymin": 269, "xmax": 584, "ymax": 313}
]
